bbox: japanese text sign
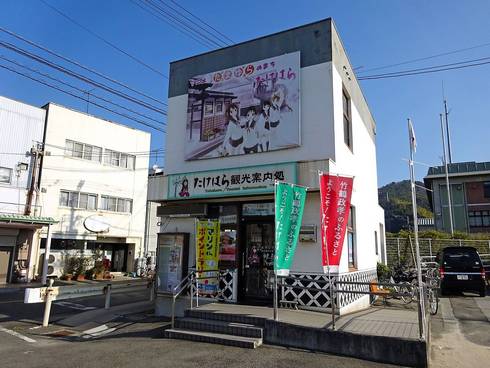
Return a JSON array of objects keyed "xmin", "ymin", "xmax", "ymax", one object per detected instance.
[
  {"xmin": 319, "ymin": 174, "xmax": 353, "ymax": 274},
  {"xmin": 274, "ymin": 182, "xmax": 307, "ymax": 276},
  {"xmin": 168, "ymin": 162, "xmax": 296, "ymax": 200},
  {"xmin": 196, "ymin": 220, "xmax": 220, "ymax": 295}
]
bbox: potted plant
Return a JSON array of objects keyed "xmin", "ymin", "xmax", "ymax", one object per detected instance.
[
  {"xmin": 75, "ymin": 254, "xmax": 90, "ymax": 281},
  {"xmin": 92, "ymin": 248, "xmax": 105, "ymax": 280},
  {"xmin": 62, "ymin": 254, "xmax": 77, "ymax": 281}
]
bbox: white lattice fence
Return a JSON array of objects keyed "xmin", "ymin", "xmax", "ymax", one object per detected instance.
[
  {"xmin": 281, "ymin": 269, "xmax": 377, "ymax": 310},
  {"xmin": 337, "ymin": 269, "xmax": 377, "ymax": 308}
]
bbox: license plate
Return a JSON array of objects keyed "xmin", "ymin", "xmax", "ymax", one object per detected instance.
[{"xmin": 457, "ymin": 275, "xmax": 468, "ymax": 280}]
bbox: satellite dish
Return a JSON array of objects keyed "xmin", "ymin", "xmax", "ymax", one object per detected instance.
[{"xmin": 84, "ymin": 215, "xmax": 111, "ymax": 233}]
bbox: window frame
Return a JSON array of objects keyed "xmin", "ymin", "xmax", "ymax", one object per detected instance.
[
  {"xmin": 484, "ymin": 182, "xmax": 490, "ymax": 198},
  {"xmin": 65, "ymin": 139, "xmax": 102, "ymax": 163},
  {"xmin": 100, "ymin": 195, "xmax": 132, "ymax": 213},
  {"xmin": 0, "ymin": 167, "xmax": 12, "ymax": 184},
  {"xmin": 342, "ymin": 87, "xmax": 353, "ymax": 150},
  {"xmin": 347, "ymin": 206, "xmax": 356, "ymax": 269},
  {"xmin": 103, "ymin": 148, "xmax": 136, "ymax": 170},
  {"xmin": 59, "ymin": 190, "xmax": 97, "ymax": 210}
]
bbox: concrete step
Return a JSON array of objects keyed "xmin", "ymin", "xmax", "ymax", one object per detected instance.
[
  {"xmin": 175, "ymin": 317, "xmax": 263, "ymax": 338},
  {"xmin": 164, "ymin": 328, "xmax": 262, "ymax": 349},
  {"xmin": 185, "ymin": 309, "xmax": 266, "ymax": 327}
]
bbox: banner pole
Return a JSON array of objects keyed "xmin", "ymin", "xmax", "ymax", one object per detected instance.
[
  {"xmin": 319, "ymin": 171, "xmax": 335, "ymax": 330},
  {"xmin": 273, "ymin": 181, "xmax": 279, "ymax": 321}
]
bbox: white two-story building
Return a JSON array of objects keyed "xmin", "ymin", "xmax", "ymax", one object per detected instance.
[
  {"xmin": 151, "ymin": 18, "xmax": 385, "ymax": 314},
  {"xmin": 38, "ymin": 103, "xmax": 151, "ymax": 275}
]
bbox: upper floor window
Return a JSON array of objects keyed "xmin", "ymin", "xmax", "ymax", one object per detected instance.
[
  {"xmin": 347, "ymin": 206, "xmax": 356, "ymax": 268},
  {"xmin": 342, "ymin": 88, "xmax": 352, "ymax": 150},
  {"xmin": 484, "ymin": 182, "xmax": 490, "ymax": 198},
  {"xmin": 0, "ymin": 167, "xmax": 12, "ymax": 184},
  {"xmin": 65, "ymin": 140, "xmax": 102, "ymax": 162},
  {"xmin": 100, "ymin": 195, "xmax": 132, "ymax": 213},
  {"xmin": 59, "ymin": 190, "xmax": 97, "ymax": 210},
  {"xmin": 104, "ymin": 149, "xmax": 135, "ymax": 170}
]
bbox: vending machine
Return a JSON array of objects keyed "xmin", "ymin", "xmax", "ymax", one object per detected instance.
[{"xmin": 156, "ymin": 233, "xmax": 189, "ymax": 293}]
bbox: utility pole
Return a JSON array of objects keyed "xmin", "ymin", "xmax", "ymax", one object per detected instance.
[
  {"xmin": 444, "ymin": 100, "xmax": 453, "ymax": 164},
  {"xmin": 440, "ymin": 114, "xmax": 454, "ymax": 236},
  {"xmin": 24, "ymin": 144, "xmax": 44, "ymax": 216}
]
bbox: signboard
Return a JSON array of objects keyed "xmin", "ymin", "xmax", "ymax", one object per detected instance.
[
  {"xmin": 168, "ymin": 162, "xmax": 296, "ymax": 200},
  {"xmin": 274, "ymin": 182, "xmax": 307, "ymax": 276},
  {"xmin": 319, "ymin": 174, "xmax": 354, "ymax": 274},
  {"xmin": 84, "ymin": 215, "xmax": 110, "ymax": 233},
  {"xmin": 196, "ymin": 220, "xmax": 220, "ymax": 294},
  {"xmin": 219, "ymin": 229, "xmax": 236, "ymax": 261},
  {"xmin": 185, "ymin": 52, "xmax": 301, "ymax": 161}
]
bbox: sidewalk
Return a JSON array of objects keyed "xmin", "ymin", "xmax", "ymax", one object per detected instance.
[{"xmin": 0, "ymin": 276, "xmax": 145, "ymax": 294}]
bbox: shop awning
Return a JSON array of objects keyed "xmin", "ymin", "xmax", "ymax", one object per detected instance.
[{"xmin": 0, "ymin": 214, "xmax": 58, "ymax": 225}]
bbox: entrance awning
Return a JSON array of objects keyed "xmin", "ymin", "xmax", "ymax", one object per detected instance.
[{"xmin": 0, "ymin": 214, "xmax": 57, "ymax": 228}]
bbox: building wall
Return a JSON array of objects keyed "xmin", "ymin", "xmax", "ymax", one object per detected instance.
[
  {"xmin": 38, "ymin": 104, "xmax": 151, "ymax": 266},
  {"xmin": 0, "ymin": 96, "xmax": 45, "ymax": 215},
  {"xmin": 330, "ymin": 63, "xmax": 383, "ymax": 273}
]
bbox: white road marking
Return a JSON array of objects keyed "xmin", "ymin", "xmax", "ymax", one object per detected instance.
[
  {"xmin": 54, "ymin": 301, "xmax": 96, "ymax": 311},
  {"xmin": 81, "ymin": 324, "xmax": 115, "ymax": 338},
  {"xmin": 0, "ymin": 327, "xmax": 36, "ymax": 343}
]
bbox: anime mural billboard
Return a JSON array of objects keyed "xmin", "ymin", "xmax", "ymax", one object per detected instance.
[{"xmin": 185, "ymin": 52, "xmax": 301, "ymax": 161}]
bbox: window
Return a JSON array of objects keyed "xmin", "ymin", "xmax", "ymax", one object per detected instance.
[
  {"xmin": 0, "ymin": 167, "xmax": 12, "ymax": 184},
  {"xmin": 484, "ymin": 182, "xmax": 490, "ymax": 198},
  {"xmin": 65, "ymin": 140, "xmax": 102, "ymax": 162},
  {"xmin": 342, "ymin": 88, "xmax": 352, "ymax": 149},
  {"xmin": 204, "ymin": 101, "xmax": 214, "ymax": 115},
  {"xmin": 59, "ymin": 190, "xmax": 97, "ymax": 210},
  {"xmin": 374, "ymin": 230, "xmax": 378, "ymax": 255},
  {"xmin": 101, "ymin": 195, "xmax": 132, "ymax": 213},
  {"xmin": 347, "ymin": 206, "xmax": 356, "ymax": 268},
  {"xmin": 104, "ymin": 149, "xmax": 135, "ymax": 169},
  {"xmin": 468, "ymin": 211, "xmax": 490, "ymax": 227},
  {"xmin": 216, "ymin": 101, "xmax": 223, "ymax": 113}
]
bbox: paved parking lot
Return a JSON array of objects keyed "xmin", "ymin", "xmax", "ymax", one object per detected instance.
[{"xmin": 431, "ymin": 290, "xmax": 490, "ymax": 368}]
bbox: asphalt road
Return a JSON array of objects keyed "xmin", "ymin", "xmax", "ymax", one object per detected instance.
[
  {"xmin": 0, "ymin": 313, "xmax": 403, "ymax": 368},
  {"xmin": 0, "ymin": 287, "xmax": 403, "ymax": 368},
  {"xmin": 2, "ymin": 285, "xmax": 489, "ymax": 368},
  {"xmin": 431, "ymin": 289, "xmax": 490, "ymax": 367}
]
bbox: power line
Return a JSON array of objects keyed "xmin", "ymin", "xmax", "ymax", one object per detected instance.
[
  {"xmin": 358, "ymin": 57, "xmax": 490, "ymax": 80},
  {"xmin": 0, "ymin": 62, "xmax": 166, "ymax": 132},
  {"xmin": 0, "ymin": 54, "xmax": 165, "ymax": 125},
  {"xmin": 357, "ymin": 41, "xmax": 490, "ymax": 75},
  {"xmin": 0, "ymin": 40, "xmax": 167, "ymax": 115},
  {"xmin": 167, "ymin": 0, "xmax": 234, "ymax": 45},
  {"xmin": 146, "ymin": 0, "xmax": 225, "ymax": 48},
  {"xmin": 129, "ymin": 0, "xmax": 213, "ymax": 49},
  {"xmin": 157, "ymin": 0, "xmax": 231, "ymax": 46},
  {"xmin": 39, "ymin": 0, "xmax": 168, "ymax": 79},
  {"xmin": 360, "ymin": 55, "xmax": 490, "ymax": 78},
  {"xmin": 0, "ymin": 27, "xmax": 167, "ymax": 108}
]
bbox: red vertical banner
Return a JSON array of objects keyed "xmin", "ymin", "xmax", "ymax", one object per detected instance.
[{"xmin": 319, "ymin": 174, "xmax": 354, "ymax": 274}]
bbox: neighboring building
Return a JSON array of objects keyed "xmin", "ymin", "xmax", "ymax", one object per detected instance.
[
  {"xmin": 0, "ymin": 96, "xmax": 56, "ymax": 283},
  {"xmin": 424, "ymin": 161, "xmax": 490, "ymax": 233},
  {"xmin": 38, "ymin": 103, "xmax": 151, "ymax": 276},
  {"xmin": 152, "ymin": 19, "xmax": 385, "ymax": 315}
]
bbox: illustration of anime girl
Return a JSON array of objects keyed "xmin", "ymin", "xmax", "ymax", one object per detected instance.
[
  {"xmin": 178, "ymin": 177, "xmax": 189, "ymax": 197},
  {"xmin": 268, "ymin": 86, "xmax": 292, "ymax": 150},
  {"xmin": 222, "ymin": 103, "xmax": 243, "ymax": 156},
  {"xmin": 256, "ymin": 100, "xmax": 271, "ymax": 152},
  {"xmin": 242, "ymin": 107, "xmax": 259, "ymax": 154}
]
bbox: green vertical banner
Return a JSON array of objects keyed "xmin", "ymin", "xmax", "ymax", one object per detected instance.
[{"xmin": 274, "ymin": 182, "xmax": 307, "ymax": 276}]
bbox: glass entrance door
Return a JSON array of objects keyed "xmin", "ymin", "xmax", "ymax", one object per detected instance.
[{"xmin": 241, "ymin": 221, "xmax": 275, "ymax": 303}]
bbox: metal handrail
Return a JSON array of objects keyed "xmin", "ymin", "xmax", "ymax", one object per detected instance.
[{"xmin": 170, "ymin": 269, "xmax": 222, "ymax": 329}]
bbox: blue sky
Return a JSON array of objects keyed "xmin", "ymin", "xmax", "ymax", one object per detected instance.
[{"xmin": 1, "ymin": 0, "xmax": 489, "ymax": 185}]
